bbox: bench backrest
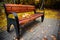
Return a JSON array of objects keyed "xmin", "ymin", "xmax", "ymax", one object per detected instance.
[{"xmin": 4, "ymin": 4, "xmax": 35, "ymax": 14}]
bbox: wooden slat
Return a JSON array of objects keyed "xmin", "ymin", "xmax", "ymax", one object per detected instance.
[
  {"xmin": 19, "ymin": 14, "xmax": 43, "ymax": 25},
  {"xmin": 5, "ymin": 4, "xmax": 35, "ymax": 13}
]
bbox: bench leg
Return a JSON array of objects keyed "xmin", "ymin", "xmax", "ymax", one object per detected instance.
[
  {"xmin": 14, "ymin": 22, "xmax": 20, "ymax": 40},
  {"xmin": 7, "ymin": 23, "xmax": 11, "ymax": 32},
  {"xmin": 41, "ymin": 15, "xmax": 44, "ymax": 22},
  {"xmin": 7, "ymin": 19, "xmax": 12, "ymax": 32}
]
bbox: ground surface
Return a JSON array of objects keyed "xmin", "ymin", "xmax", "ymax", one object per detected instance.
[{"xmin": 0, "ymin": 9, "xmax": 60, "ymax": 40}]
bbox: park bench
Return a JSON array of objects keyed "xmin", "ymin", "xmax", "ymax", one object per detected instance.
[{"xmin": 4, "ymin": 4, "xmax": 44, "ymax": 39}]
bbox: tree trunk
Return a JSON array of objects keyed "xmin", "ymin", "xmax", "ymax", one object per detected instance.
[{"xmin": 39, "ymin": 0, "xmax": 44, "ymax": 10}]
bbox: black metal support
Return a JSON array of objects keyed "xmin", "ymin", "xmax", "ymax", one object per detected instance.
[
  {"xmin": 12, "ymin": 12, "xmax": 20, "ymax": 40},
  {"xmin": 13, "ymin": 22, "xmax": 20, "ymax": 39},
  {"xmin": 4, "ymin": 4, "xmax": 21, "ymax": 39},
  {"xmin": 7, "ymin": 18, "xmax": 12, "ymax": 32},
  {"xmin": 4, "ymin": 4, "xmax": 11, "ymax": 32},
  {"xmin": 41, "ymin": 14, "xmax": 44, "ymax": 22}
]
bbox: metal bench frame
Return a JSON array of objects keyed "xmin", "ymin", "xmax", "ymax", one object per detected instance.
[{"xmin": 4, "ymin": 4, "xmax": 44, "ymax": 40}]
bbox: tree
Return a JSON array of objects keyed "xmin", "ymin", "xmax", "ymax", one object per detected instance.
[
  {"xmin": 40, "ymin": 0, "xmax": 44, "ymax": 10},
  {"xmin": 17, "ymin": 0, "xmax": 20, "ymax": 4}
]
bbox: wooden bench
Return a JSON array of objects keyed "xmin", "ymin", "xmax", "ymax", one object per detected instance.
[{"xmin": 4, "ymin": 4, "xmax": 44, "ymax": 39}]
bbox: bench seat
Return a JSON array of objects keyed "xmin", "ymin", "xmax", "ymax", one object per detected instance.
[{"xmin": 19, "ymin": 13, "xmax": 43, "ymax": 25}]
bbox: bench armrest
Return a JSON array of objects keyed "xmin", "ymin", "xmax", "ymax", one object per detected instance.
[
  {"xmin": 11, "ymin": 12, "xmax": 20, "ymax": 25},
  {"xmin": 11, "ymin": 12, "xmax": 18, "ymax": 17}
]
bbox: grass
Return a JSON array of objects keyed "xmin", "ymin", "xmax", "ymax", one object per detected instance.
[{"xmin": 45, "ymin": 9, "xmax": 60, "ymax": 19}]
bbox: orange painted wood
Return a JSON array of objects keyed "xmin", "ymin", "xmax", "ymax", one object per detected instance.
[{"xmin": 5, "ymin": 4, "xmax": 35, "ymax": 13}]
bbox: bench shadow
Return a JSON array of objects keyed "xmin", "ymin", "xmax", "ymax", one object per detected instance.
[
  {"xmin": 20, "ymin": 20, "xmax": 41, "ymax": 38},
  {"xmin": 7, "ymin": 20, "xmax": 41, "ymax": 38}
]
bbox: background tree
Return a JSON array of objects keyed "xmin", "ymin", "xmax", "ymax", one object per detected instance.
[{"xmin": 45, "ymin": 0, "xmax": 60, "ymax": 9}]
